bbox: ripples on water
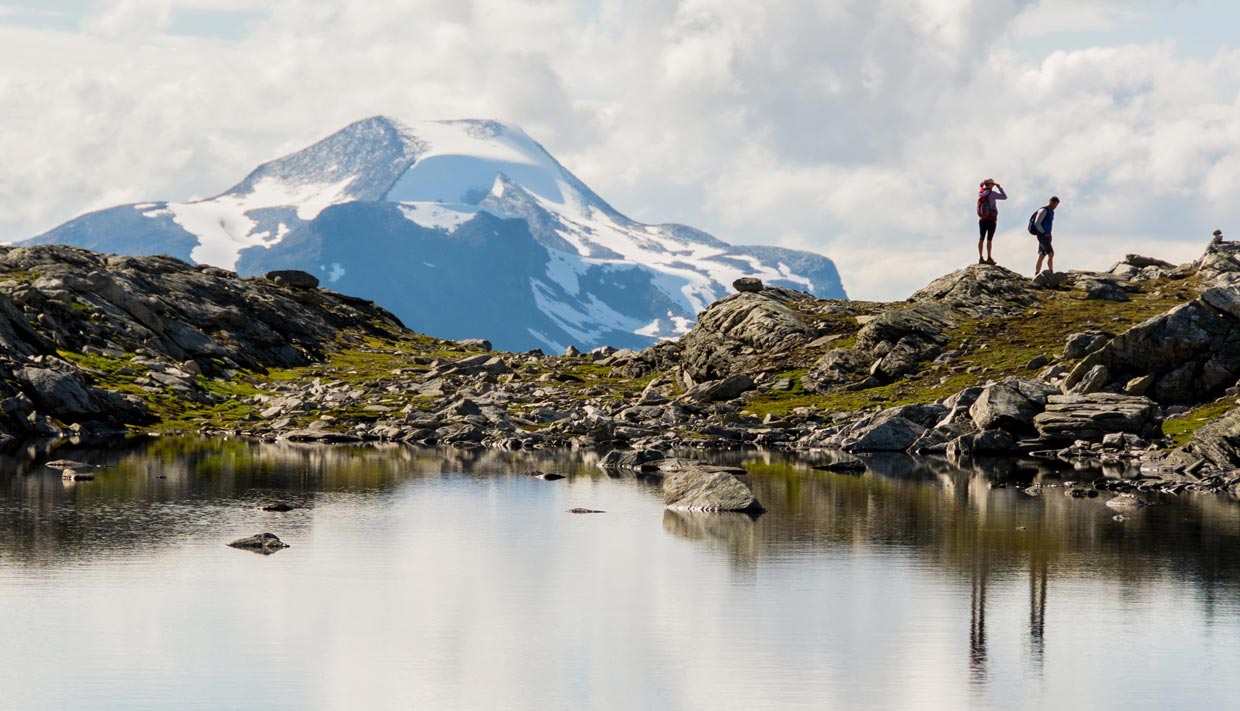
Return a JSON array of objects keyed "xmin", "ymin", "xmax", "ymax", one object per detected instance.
[{"xmin": 1, "ymin": 437, "xmax": 1239, "ymax": 710}]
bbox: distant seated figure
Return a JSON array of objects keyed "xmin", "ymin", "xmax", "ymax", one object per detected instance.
[{"xmin": 1213, "ymin": 229, "xmax": 1225, "ymax": 244}]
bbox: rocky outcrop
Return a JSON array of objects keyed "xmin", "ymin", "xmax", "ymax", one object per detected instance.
[
  {"xmin": 804, "ymin": 302, "xmax": 954, "ymax": 391},
  {"xmin": 663, "ymin": 468, "xmax": 764, "ymax": 513},
  {"xmin": 676, "ymin": 287, "xmax": 811, "ymax": 382},
  {"xmin": 1162, "ymin": 409, "xmax": 1240, "ymax": 470},
  {"xmin": 0, "ymin": 245, "xmax": 404, "ymax": 439},
  {"xmin": 910, "ymin": 264, "xmax": 1037, "ymax": 317},
  {"xmin": 1063, "ymin": 287, "xmax": 1240, "ymax": 405}
]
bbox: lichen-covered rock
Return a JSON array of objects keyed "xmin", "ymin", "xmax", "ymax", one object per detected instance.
[{"xmin": 663, "ymin": 468, "xmax": 763, "ymax": 513}]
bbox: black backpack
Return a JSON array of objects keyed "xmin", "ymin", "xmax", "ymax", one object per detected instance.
[{"xmin": 1027, "ymin": 209, "xmax": 1040, "ymax": 235}]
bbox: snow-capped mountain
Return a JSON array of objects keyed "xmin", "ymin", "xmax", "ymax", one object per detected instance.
[{"xmin": 25, "ymin": 117, "xmax": 846, "ymax": 351}]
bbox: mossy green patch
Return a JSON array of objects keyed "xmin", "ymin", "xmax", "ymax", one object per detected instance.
[{"xmin": 1162, "ymin": 397, "xmax": 1238, "ymax": 448}]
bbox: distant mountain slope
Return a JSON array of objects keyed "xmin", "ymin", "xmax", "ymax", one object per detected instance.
[{"xmin": 26, "ymin": 116, "xmax": 847, "ymax": 351}]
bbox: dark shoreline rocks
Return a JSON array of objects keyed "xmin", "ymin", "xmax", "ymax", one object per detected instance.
[{"xmin": 5, "ymin": 241, "xmax": 1240, "ymax": 502}]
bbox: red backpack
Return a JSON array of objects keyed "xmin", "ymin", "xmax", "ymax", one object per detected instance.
[{"xmin": 976, "ymin": 190, "xmax": 995, "ymax": 219}]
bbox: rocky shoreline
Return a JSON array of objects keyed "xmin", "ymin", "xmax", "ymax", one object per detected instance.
[{"xmin": 4, "ymin": 242, "xmax": 1240, "ymax": 499}]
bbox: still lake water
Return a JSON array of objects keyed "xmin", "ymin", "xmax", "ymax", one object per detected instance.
[{"xmin": 2, "ymin": 438, "xmax": 1239, "ymax": 711}]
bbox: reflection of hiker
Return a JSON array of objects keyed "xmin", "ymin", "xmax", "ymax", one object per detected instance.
[
  {"xmin": 1029, "ymin": 196, "xmax": 1059, "ymax": 275},
  {"xmin": 976, "ymin": 179, "xmax": 1007, "ymax": 265}
]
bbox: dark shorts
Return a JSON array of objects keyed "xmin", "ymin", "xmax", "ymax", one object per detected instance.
[
  {"xmin": 1037, "ymin": 234, "xmax": 1053, "ymax": 256},
  {"xmin": 978, "ymin": 218, "xmax": 996, "ymax": 241}
]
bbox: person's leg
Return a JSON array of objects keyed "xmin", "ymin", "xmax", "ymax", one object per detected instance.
[
  {"xmin": 1035, "ymin": 254, "xmax": 1045, "ymax": 274},
  {"xmin": 1047, "ymin": 247, "xmax": 1054, "ymax": 273},
  {"xmin": 984, "ymin": 222, "xmax": 996, "ymax": 262},
  {"xmin": 978, "ymin": 220, "xmax": 985, "ymax": 262}
]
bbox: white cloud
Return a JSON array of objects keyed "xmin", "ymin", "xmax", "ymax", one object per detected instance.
[{"xmin": 1, "ymin": 0, "xmax": 1239, "ymax": 300}]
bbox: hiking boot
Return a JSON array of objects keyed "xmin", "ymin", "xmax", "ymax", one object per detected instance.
[
  {"xmin": 985, "ymin": 257, "xmax": 996, "ymax": 265},
  {"xmin": 978, "ymin": 257, "xmax": 985, "ymax": 265}
]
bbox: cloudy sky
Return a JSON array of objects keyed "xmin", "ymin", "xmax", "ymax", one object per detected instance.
[{"xmin": 2, "ymin": 0, "xmax": 1238, "ymax": 299}]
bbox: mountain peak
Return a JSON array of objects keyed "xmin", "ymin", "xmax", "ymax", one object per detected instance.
[{"xmin": 25, "ymin": 115, "xmax": 846, "ymax": 351}]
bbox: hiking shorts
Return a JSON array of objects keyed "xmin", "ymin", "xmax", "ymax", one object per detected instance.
[
  {"xmin": 1037, "ymin": 234, "xmax": 1053, "ymax": 256},
  {"xmin": 978, "ymin": 219, "xmax": 996, "ymax": 242}
]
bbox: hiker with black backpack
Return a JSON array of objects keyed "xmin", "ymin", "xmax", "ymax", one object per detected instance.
[
  {"xmin": 1028, "ymin": 196, "xmax": 1059, "ymax": 275},
  {"xmin": 976, "ymin": 179, "xmax": 1006, "ymax": 264}
]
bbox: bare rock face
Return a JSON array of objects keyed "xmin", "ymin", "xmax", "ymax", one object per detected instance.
[
  {"xmin": 227, "ymin": 532, "xmax": 290, "ymax": 554},
  {"xmin": 664, "ymin": 468, "xmax": 763, "ymax": 513}
]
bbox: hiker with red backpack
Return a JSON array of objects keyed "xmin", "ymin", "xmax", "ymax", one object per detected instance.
[{"xmin": 977, "ymin": 179, "xmax": 1006, "ymax": 264}]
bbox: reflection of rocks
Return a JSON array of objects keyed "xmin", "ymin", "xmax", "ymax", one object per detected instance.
[
  {"xmin": 227, "ymin": 532, "xmax": 290, "ymax": 554},
  {"xmin": 663, "ymin": 509, "xmax": 759, "ymax": 562}
]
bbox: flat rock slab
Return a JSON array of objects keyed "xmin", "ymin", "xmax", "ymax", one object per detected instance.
[
  {"xmin": 664, "ymin": 468, "xmax": 764, "ymax": 513},
  {"xmin": 227, "ymin": 532, "xmax": 290, "ymax": 554}
]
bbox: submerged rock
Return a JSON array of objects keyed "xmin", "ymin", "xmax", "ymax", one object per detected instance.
[
  {"xmin": 663, "ymin": 468, "xmax": 763, "ymax": 513},
  {"xmin": 227, "ymin": 532, "xmax": 290, "ymax": 554},
  {"xmin": 259, "ymin": 503, "xmax": 296, "ymax": 512}
]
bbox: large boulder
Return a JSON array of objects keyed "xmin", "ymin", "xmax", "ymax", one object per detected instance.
[
  {"xmin": 16, "ymin": 367, "xmax": 98, "ymax": 420},
  {"xmin": 1032, "ymin": 393, "xmax": 1161, "ymax": 444},
  {"xmin": 968, "ymin": 378, "xmax": 1057, "ymax": 433},
  {"xmin": 663, "ymin": 468, "xmax": 764, "ymax": 513},
  {"xmin": 677, "ymin": 288, "xmax": 811, "ymax": 382},
  {"xmin": 846, "ymin": 405, "xmax": 941, "ymax": 452}
]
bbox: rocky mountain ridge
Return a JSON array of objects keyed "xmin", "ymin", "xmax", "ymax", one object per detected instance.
[{"xmin": 3, "ymin": 241, "xmax": 1240, "ymax": 500}]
